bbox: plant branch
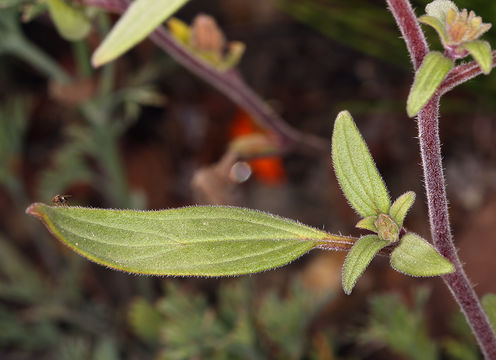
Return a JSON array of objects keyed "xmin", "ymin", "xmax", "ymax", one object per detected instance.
[
  {"xmin": 386, "ymin": 0, "xmax": 428, "ymax": 70},
  {"xmin": 79, "ymin": 0, "xmax": 327, "ymax": 155},
  {"xmin": 387, "ymin": 0, "xmax": 496, "ymax": 357},
  {"xmin": 439, "ymin": 51, "xmax": 496, "ymax": 95},
  {"xmin": 418, "ymin": 96, "xmax": 496, "ymax": 359}
]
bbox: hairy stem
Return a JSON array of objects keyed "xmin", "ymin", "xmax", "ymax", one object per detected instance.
[
  {"xmin": 387, "ymin": 0, "xmax": 496, "ymax": 357},
  {"xmin": 440, "ymin": 51, "xmax": 496, "ymax": 95},
  {"xmin": 386, "ymin": 0, "xmax": 428, "ymax": 70},
  {"xmin": 419, "ymin": 97, "xmax": 496, "ymax": 359}
]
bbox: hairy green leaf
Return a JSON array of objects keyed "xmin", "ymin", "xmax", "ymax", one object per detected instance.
[
  {"xmin": 390, "ymin": 233, "xmax": 454, "ymax": 277},
  {"xmin": 482, "ymin": 293, "xmax": 496, "ymax": 332},
  {"xmin": 26, "ymin": 203, "xmax": 347, "ymax": 276},
  {"xmin": 355, "ymin": 216, "xmax": 377, "ymax": 232},
  {"xmin": 342, "ymin": 235, "xmax": 389, "ymax": 295},
  {"xmin": 461, "ymin": 40, "xmax": 492, "ymax": 75},
  {"xmin": 332, "ymin": 111, "xmax": 391, "ymax": 217},
  {"xmin": 418, "ymin": 15, "xmax": 449, "ymax": 45},
  {"xmin": 389, "ymin": 191, "xmax": 416, "ymax": 229},
  {"xmin": 407, "ymin": 51, "xmax": 452, "ymax": 117},
  {"xmin": 92, "ymin": 0, "xmax": 190, "ymax": 67},
  {"xmin": 47, "ymin": 0, "xmax": 91, "ymax": 41}
]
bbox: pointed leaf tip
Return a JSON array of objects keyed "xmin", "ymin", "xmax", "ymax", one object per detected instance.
[
  {"xmin": 407, "ymin": 52, "xmax": 452, "ymax": 117},
  {"xmin": 332, "ymin": 111, "xmax": 390, "ymax": 218},
  {"xmin": 389, "ymin": 191, "xmax": 416, "ymax": 229},
  {"xmin": 342, "ymin": 235, "xmax": 389, "ymax": 295},
  {"xmin": 390, "ymin": 233, "xmax": 454, "ymax": 277},
  {"xmin": 92, "ymin": 0, "xmax": 190, "ymax": 67}
]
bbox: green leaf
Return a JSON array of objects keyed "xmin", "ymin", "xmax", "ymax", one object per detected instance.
[
  {"xmin": 482, "ymin": 293, "xmax": 496, "ymax": 332},
  {"xmin": 390, "ymin": 233, "xmax": 454, "ymax": 277},
  {"xmin": 332, "ymin": 111, "xmax": 391, "ymax": 217},
  {"xmin": 389, "ymin": 191, "xmax": 416, "ymax": 229},
  {"xmin": 47, "ymin": 0, "xmax": 91, "ymax": 41},
  {"xmin": 418, "ymin": 15, "xmax": 449, "ymax": 45},
  {"xmin": 92, "ymin": 0, "xmax": 190, "ymax": 67},
  {"xmin": 342, "ymin": 235, "xmax": 389, "ymax": 295},
  {"xmin": 407, "ymin": 52, "xmax": 453, "ymax": 117},
  {"xmin": 26, "ymin": 203, "xmax": 346, "ymax": 276},
  {"xmin": 461, "ymin": 40, "xmax": 492, "ymax": 75},
  {"xmin": 355, "ymin": 216, "xmax": 377, "ymax": 232}
]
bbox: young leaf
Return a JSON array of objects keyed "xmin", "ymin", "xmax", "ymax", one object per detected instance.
[
  {"xmin": 356, "ymin": 216, "xmax": 378, "ymax": 232},
  {"xmin": 389, "ymin": 191, "xmax": 416, "ymax": 229},
  {"xmin": 482, "ymin": 293, "xmax": 496, "ymax": 332},
  {"xmin": 390, "ymin": 233, "xmax": 454, "ymax": 277},
  {"xmin": 407, "ymin": 52, "xmax": 453, "ymax": 117},
  {"xmin": 418, "ymin": 15, "xmax": 449, "ymax": 45},
  {"xmin": 26, "ymin": 203, "xmax": 347, "ymax": 276},
  {"xmin": 47, "ymin": 0, "xmax": 91, "ymax": 41},
  {"xmin": 461, "ymin": 40, "xmax": 492, "ymax": 75},
  {"xmin": 332, "ymin": 111, "xmax": 391, "ymax": 217},
  {"xmin": 92, "ymin": 0, "xmax": 190, "ymax": 67},
  {"xmin": 342, "ymin": 235, "xmax": 389, "ymax": 295}
]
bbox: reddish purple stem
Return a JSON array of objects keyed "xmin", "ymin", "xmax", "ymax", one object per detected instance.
[
  {"xmin": 80, "ymin": 0, "xmax": 327, "ymax": 155},
  {"xmin": 387, "ymin": 0, "xmax": 496, "ymax": 358}
]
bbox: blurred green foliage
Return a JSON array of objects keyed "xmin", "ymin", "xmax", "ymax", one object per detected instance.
[
  {"xmin": 359, "ymin": 289, "xmax": 480, "ymax": 360},
  {"xmin": 129, "ymin": 279, "xmax": 334, "ymax": 360}
]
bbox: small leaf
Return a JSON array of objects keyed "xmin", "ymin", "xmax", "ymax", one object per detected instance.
[
  {"xmin": 92, "ymin": 0, "xmax": 190, "ymax": 67},
  {"xmin": 390, "ymin": 233, "xmax": 454, "ymax": 277},
  {"xmin": 482, "ymin": 293, "xmax": 496, "ymax": 332},
  {"xmin": 167, "ymin": 17, "xmax": 191, "ymax": 44},
  {"xmin": 26, "ymin": 203, "xmax": 347, "ymax": 276},
  {"xmin": 407, "ymin": 52, "xmax": 453, "ymax": 117},
  {"xmin": 461, "ymin": 40, "xmax": 492, "ymax": 75},
  {"xmin": 389, "ymin": 191, "xmax": 416, "ymax": 229},
  {"xmin": 356, "ymin": 216, "xmax": 378, "ymax": 232},
  {"xmin": 418, "ymin": 15, "xmax": 449, "ymax": 45},
  {"xmin": 332, "ymin": 111, "xmax": 391, "ymax": 217},
  {"xmin": 342, "ymin": 235, "xmax": 389, "ymax": 295},
  {"xmin": 47, "ymin": 0, "xmax": 91, "ymax": 41},
  {"xmin": 218, "ymin": 41, "xmax": 246, "ymax": 71}
]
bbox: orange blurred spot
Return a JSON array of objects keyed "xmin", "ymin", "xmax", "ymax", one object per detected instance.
[{"xmin": 229, "ymin": 109, "xmax": 286, "ymax": 185}]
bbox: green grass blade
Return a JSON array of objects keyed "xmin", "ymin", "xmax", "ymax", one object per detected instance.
[
  {"xmin": 92, "ymin": 0, "xmax": 190, "ymax": 67},
  {"xmin": 332, "ymin": 111, "xmax": 391, "ymax": 217},
  {"xmin": 26, "ymin": 203, "xmax": 347, "ymax": 276}
]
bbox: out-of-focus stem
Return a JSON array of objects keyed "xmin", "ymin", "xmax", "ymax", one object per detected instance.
[{"xmin": 76, "ymin": 0, "xmax": 328, "ymax": 155}]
